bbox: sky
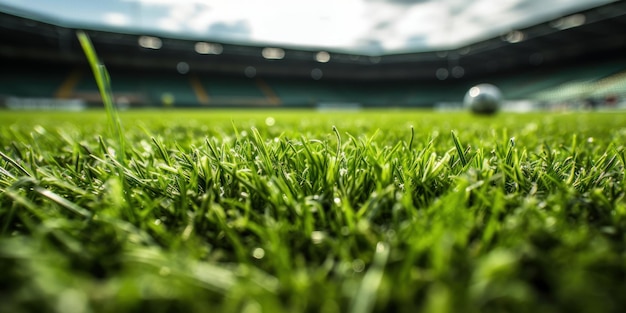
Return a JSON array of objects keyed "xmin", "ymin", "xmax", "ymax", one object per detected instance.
[{"xmin": 0, "ymin": 0, "xmax": 614, "ymax": 54}]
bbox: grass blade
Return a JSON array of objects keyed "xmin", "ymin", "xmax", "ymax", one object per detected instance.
[
  {"xmin": 350, "ymin": 242, "xmax": 390, "ymax": 313},
  {"xmin": 451, "ymin": 130, "xmax": 467, "ymax": 167},
  {"xmin": 0, "ymin": 151, "xmax": 32, "ymax": 177},
  {"xmin": 34, "ymin": 187, "xmax": 92, "ymax": 218},
  {"xmin": 76, "ymin": 30, "xmax": 126, "ymax": 164}
]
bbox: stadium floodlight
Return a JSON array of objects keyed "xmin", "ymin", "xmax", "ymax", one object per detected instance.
[
  {"xmin": 262, "ymin": 47, "xmax": 285, "ymax": 60},
  {"xmin": 315, "ymin": 51, "xmax": 330, "ymax": 63},
  {"xmin": 138, "ymin": 36, "xmax": 162, "ymax": 49},
  {"xmin": 503, "ymin": 30, "xmax": 525, "ymax": 43},
  {"xmin": 195, "ymin": 42, "xmax": 223, "ymax": 55},
  {"xmin": 551, "ymin": 14, "xmax": 586, "ymax": 30}
]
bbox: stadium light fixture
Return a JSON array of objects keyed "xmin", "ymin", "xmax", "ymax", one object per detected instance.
[
  {"xmin": 138, "ymin": 35, "xmax": 162, "ymax": 49},
  {"xmin": 551, "ymin": 14, "xmax": 586, "ymax": 30},
  {"xmin": 503, "ymin": 30, "xmax": 525, "ymax": 43},
  {"xmin": 195, "ymin": 42, "xmax": 223, "ymax": 55},
  {"xmin": 315, "ymin": 51, "xmax": 331, "ymax": 63},
  {"xmin": 262, "ymin": 47, "xmax": 285, "ymax": 60}
]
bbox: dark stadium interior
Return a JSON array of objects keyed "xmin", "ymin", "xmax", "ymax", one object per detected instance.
[{"xmin": 1, "ymin": 1, "xmax": 625, "ymax": 109}]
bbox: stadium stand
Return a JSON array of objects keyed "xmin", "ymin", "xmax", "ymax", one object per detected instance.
[
  {"xmin": 199, "ymin": 76, "xmax": 271, "ymax": 106},
  {"xmin": 591, "ymin": 70, "xmax": 626, "ymax": 100},
  {"xmin": 0, "ymin": 63, "xmax": 67, "ymax": 98},
  {"xmin": 493, "ymin": 59, "xmax": 626, "ymax": 101},
  {"xmin": 1, "ymin": 1, "xmax": 625, "ymax": 110}
]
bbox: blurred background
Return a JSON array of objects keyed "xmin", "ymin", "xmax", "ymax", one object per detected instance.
[{"xmin": 0, "ymin": 0, "xmax": 625, "ymax": 111}]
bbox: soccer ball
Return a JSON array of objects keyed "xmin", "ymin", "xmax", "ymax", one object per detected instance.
[{"xmin": 464, "ymin": 83, "xmax": 502, "ymax": 115}]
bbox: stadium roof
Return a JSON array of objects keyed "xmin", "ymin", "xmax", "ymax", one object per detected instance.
[
  {"xmin": 0, "ymin": 0, "xmax": 625, "ymax": 81},
  {"xmin": 0, "ymin": 0, "xmax": 618, "ymax": 55}
]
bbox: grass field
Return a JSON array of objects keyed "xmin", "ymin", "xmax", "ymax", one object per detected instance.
[{"xmin": 1, "ymin": 109, "xmax": 626, "ymax": 313}]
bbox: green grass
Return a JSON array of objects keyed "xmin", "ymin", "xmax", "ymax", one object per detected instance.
[{"xmin": 1, "ymin": 109, "xmax": 626, "ymax": 313}]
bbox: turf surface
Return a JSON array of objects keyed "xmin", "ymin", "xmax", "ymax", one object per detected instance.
[{"xmin": 1, "ymin": 109, "xmax": 626, "ymax": 313}]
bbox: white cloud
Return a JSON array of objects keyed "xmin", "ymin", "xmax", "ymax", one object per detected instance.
[
  {"xmin": 244, "ymin": 0, "xmax": 369, "ymax": 48},
  {"xmin": 368, "ymin": 2, "xmax": 449, "ymax": 50},
  {"xmin": 3, "ymin": 0, "xmax": 614, "ymax": 52},
  {"xmin": 123, "ymin": 0, "xmax": 371, "ymax": 48},
  {"xmin": 105, "ymin": 0, "xmax": 620, "ymax": 52},
  {"xmin": 102, "ymin": 12, "xmax": 130, "ymax": 27}
]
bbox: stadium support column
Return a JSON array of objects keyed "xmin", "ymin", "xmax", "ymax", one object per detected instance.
[
  {"xmin": 55, "ymin": 69, "xmax": 83, "ymax": 99},
  {"xmin": 189, "ymin": 75, "xmax": 210, "ymax": 105},
  {"xmin": 256, "ymin": 79, "xmax": 281, "ymax": 106}
]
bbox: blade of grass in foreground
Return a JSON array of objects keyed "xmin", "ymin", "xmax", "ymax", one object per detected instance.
[
  {"xmin": 76, "ymin": 30, "xmax": 126, "ymax": 164},
  {"xmin": 76, "ymin": 30, "xmax": 134, "ymax": 221}
]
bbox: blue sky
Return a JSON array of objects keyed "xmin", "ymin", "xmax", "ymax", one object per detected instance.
[{"xmin": 0, "ymin": 0, "xmax": 614, "ymax": 54}]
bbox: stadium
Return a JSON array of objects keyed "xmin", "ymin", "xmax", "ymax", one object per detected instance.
[
  {"xmin": 2, "ymin": 1, "xmax": 626, "ymax": 312},
  {"xmin": 1, "ymin": 1, "xmax": 625, "ymax": 110}
]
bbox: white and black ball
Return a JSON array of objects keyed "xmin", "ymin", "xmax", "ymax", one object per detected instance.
[{"xmin": 464, "ymin": 83, "xmax": 502, "ymax": 115}]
